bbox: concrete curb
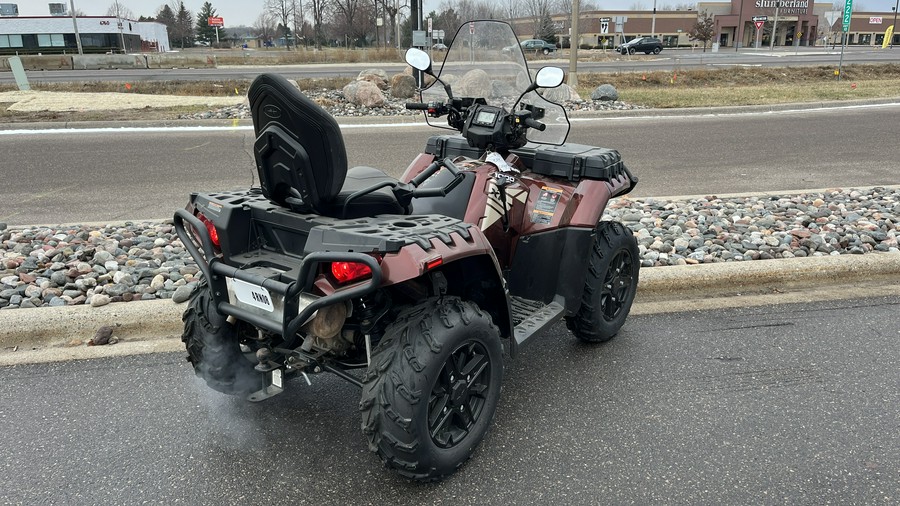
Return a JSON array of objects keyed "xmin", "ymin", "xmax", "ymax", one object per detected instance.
[{"xmin": 2, "ymin": 252, "xmax": 898, "ymax": 360}]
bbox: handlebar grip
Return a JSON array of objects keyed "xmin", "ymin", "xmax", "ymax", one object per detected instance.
[
  {"xmin": 525, "ymin": 117, "xmax": 547, "ymax": 131},
  {"xmin": 405, "ymin": 102, "xmax": 429, "ymax": 110}
]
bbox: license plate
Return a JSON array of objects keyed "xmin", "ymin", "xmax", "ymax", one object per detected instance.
[{"xmin": 228, "ymin": 278, "xmax": 275, "ymax": 312}]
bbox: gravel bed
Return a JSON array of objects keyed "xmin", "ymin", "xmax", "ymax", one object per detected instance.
[
  {"xmin": 177, "ymin": 88, "xmax": 645, "ymax": 120},
  {"xmin": 1, "ymin": 187, "xmax": 898, "ymax": 310}
]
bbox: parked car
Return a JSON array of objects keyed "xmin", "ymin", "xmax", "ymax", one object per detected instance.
[
  {"xmin": 504, "ymin": 39, "xmax": 557, "ymax": 55},
  {"xmin": 617, "ymin": 37, "xmax": 663, "ymax": 55}
]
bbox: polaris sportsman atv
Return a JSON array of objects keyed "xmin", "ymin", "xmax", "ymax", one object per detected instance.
[{"xmin": 174, "ymin": 20, "xmax": 639, "ymax": 481}]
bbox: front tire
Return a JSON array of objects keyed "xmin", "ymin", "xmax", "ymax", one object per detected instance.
[
  {"xmin": 565, "ymin": 221, "xmax": 639, "ymax": 343},
  {"xmin": 542, "ymin": 48, "xmax": 550, "ymax": 55},
  {"xmin": 628, "ymin": 47, "xmax": 636, "ymax": 55},
  {"xmin": 182, "ymin": 280, "xmax": 262, "ymax": 395},
  {"xmin": 360, "ymin": 297, "xmax": 503, "ymax": 481}
]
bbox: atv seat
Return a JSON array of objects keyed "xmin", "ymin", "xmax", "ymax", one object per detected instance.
[{"xmin": 248, "ymin": 73, "xmax": 406, "ymax": 219}]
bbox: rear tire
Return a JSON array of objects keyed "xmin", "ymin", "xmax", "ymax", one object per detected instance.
[
  {"xmin": 360, "ymin": 297, "xmax": 503, "ymax": 481},
  {"xmin": 542, "ymin": 48, "xmax": 550, "ymax": 55},
  {"xmin": 653, "ymin": 47, "xmax": 662, "ymax": 54},
  {"xmin": 182, "ymin": 280, "xmax": 262, "ymax": 395},
  {"xmin": 565, "ymin": 221, "xmax": 639, "ymax": 343}
]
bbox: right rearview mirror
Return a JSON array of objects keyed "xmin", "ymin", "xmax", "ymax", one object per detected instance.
[
  {"xmin": 405, "ymin": 48, "xmax": 432, "ymax": 73},
  {"xmin": 535, "ymin": 67, "xmax": 565, "ymax": 89}
]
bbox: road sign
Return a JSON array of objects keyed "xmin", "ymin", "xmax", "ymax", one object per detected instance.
[
  {"xmin": 427, "ymin": 17, "xmax": 432, "ymax": 33},
  {"xmin": 824, "ymin": 10, "xmax": 840, "ymax": 27},
  {"xmin": 752, "ymin": 16, "xmax": 767, "ymax": 22},
  {"xmin": 469, "ymin": 22, "xmax": 474, "ymax": 35},
  {"xmin": 601, "ymin": 21, "xmax": 609, "ymax": 34},
  {"xmin": 842, "ymin": 0, "xmax": 853, "ymax": 32},
  {"xmin": 208, "ymin": 17, "xmax": 224, "ymax": 27},
  {"xmin": 755, "ymin": 21, "xmax": 764, "ymax": 30}
]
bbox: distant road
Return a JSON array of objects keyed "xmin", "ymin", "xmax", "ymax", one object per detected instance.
[
  {"xmin": 0, "ymin": 46, "xmax": 895, "ymax": 83},
  {"xmin": 1, "ymin": 103, "xmax": 898, "ymax": 226}
]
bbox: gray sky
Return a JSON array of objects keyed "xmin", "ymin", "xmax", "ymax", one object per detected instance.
[{"xmin": 12, "ymin": 1, "xmax": 900, "ymax": 28}]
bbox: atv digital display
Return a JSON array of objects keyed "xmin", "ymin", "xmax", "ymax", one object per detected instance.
[{"xmin": 473, "ymin": 109, "xmax": 498, "ymax": 127}]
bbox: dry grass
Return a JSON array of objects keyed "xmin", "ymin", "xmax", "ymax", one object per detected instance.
[
  {"xmin": 577, "ymin": 64, "xmax": 900, "ymax": 107},
  {"xmin": 216, "ymin": 47, "xmax": 404, "ymax": 65},
  {"xmin": 0, "ymin": 77, "xmax": 352, "ymax": 97},
  {"xmin": 0, "ymin": 103, "xmax": 211, "ymax": 123}
]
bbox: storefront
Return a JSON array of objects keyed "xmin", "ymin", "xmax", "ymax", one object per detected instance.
[{"xmin": 515, "ymin": 1, "xmax": 900, "ymax": 49}]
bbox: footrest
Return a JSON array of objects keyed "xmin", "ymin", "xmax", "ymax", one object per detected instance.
[{"xmin": 510, "ymin": 296, "xmax": 566, "ymax": 347}]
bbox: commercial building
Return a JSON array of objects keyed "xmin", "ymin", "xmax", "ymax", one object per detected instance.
[
  {"xmin": 515, "ymin": 0, "xmax": 900, "ymax": 49},
  {"xmin": 0, "ymin": 11, "xmax": 169, "ymax": 55}
]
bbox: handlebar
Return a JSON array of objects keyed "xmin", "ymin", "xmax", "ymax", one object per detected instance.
[
  {"xmin": 524, "ymin": 117, "xmax": 546, "ymax": 132},
  {"xmin": 405, "ymin": 102, "xmax": 430, "ymax": 111}
]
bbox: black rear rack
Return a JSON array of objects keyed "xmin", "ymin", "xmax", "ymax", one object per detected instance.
[{"xmin": 174, "ymin": 209, "xmax": 382, "ymax": 345}]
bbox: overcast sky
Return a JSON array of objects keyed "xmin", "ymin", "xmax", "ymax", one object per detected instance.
[{"xmin": 11, "ymin": 1, "xmax": 900, "ymax": 28}]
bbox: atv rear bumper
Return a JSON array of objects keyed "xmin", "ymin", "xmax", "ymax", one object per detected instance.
[{"xmin": 174, "ymin": 209, "xmax": 381, "ymax": 341}]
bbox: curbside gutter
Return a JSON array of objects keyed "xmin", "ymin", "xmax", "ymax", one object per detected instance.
[{"xmin": 2, "ymin": 252, "xmax": 898, "ymax": 365}]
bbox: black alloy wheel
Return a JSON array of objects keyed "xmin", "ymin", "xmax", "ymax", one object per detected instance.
[
  {"xmin": 428, "ymin": 340, "xmax": 491, "ymax": 448},
  {"xmin": 600, "ymin": 247, "xmax": 636, "ymax": 322}
]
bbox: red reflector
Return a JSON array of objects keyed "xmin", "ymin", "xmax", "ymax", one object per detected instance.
[
  {"xmin": 331, "ymin": 261, "xmax": 372, "ymax": 284},
  {"xmin": 425, "ymin": 257, "xmax": 443, "ymax": 270},
  {"xmin": 196, "ymin": 212, "xmax": 220, "ymax": 247}
]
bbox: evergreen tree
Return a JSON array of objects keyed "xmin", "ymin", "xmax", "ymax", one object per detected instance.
[
  {"xmin": 535, "ymin": 11, "xmax": 558, "ymax": 45},
  {"xmin": 155, "ymin": 4, "xmax": 177, "ymax": 47},
  {"xmin": 173, "ymin": 1, "xmax": 195, "ymax": 49},
  {"xmin": 195, "ymin": 2, "xmax": 222, "ymax": 44}
]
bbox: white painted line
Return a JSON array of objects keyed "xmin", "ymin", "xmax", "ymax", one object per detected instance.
[{"xmin": 0, "ymin": 122, "xmax": 429, "ymax": 136}]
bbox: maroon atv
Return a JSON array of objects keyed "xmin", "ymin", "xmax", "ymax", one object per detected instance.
[{"xmin": 174, "ymin": 20, "xmax": 639, "ymax": 481}]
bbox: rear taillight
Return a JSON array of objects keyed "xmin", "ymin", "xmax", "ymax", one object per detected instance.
[
  {"xmin": 195, "ymin": 212, "xmax": 220, "ymax": 248},
  {"xmin": 331, "ymin": 261, "xmax": 373, "ymax": 284}
]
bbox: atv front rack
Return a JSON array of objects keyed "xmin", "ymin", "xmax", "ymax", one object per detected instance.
[{"xmin": 174, "ymin": 209, "xmax": 382, "ymax": 344}]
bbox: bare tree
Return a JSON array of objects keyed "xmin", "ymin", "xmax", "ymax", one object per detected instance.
[
  {"xmin": 266, "ymin": 0, "xmax": 296, "ymax": 48},
  {"xmin": 689, "ymin": 9, "xmax": 715, "ymax": 51},
  {"xmin": 106, "ymin": 1, "xmax": 135, "ymax": 19},
  {"xmin": 500, "ymin": 0, "xmax": 523, "ymax": 20},
  {"xmin": 331, "ymin": 0, "xmax": 368, "ymax": 46},
  {"xmin": 306, "ymin": 0, "xmax": 329, "ymax": 49},
  {"xmin": 630, "ymin": 2, "xmax": 648, "ymax": 10},
  {"xmin": 376, "ymin": 0, "xmax": 403, "ymax": 47},
  {"xmin": 254, "ymin": 11, "xmax": 278, "ymax": 42}
]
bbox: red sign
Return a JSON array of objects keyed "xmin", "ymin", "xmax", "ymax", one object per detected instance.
[
  {"xmin": 754, "ymin": 20, "xmax": 764, "ymax": 30},
  {"xmin": 208, "ymin": 17, "xmax": 224, "ymax": 27},
  {"xmin": 469, "ymin": 22, "xmax": 475, "ymax": 34}
]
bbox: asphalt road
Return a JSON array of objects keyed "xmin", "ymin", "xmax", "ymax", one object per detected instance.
[
  {"xmin": 1, "ymin": 103, "xmax": 899, "ymax": 225},
  {"xmin": 1, "ymin": 296, "xmax": 897, "ymax": 504},
  {"xmin": 1, "ymin": 46, "xmax": 896, "ymax": 83}
]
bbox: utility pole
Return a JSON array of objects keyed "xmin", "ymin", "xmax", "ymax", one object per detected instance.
[
  {"xmin": 569, "ymin": 0, "xmax": 580, "ymax": 88},
  {"xmin": 769, "ymin": 1, "xmax": 780, "ymax": 50},
  {"xmin": 651, "ymin": 0, "xmax": 657, "ymax": 38},
  {"xmin": 736, "ymin": 0, "xmax": 744, "ymax": 51},
  {"xmin": 114, "ymin": 0, "xmax": 126, "ymax": 53},
  {"xmin": 69, "ymin": 0, "xmax": 83, "ymax": 54}
]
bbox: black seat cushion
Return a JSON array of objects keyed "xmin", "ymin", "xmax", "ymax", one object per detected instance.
[
  {"xmin": 249, "ymin": 73, "xmax": 347, "ymax": 212},
  {"xmin": 327, "ymin": 166, "xmax": 407, "ymax": 219}
]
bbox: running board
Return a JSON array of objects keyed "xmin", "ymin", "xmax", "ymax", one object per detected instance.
[{"xmin": 510, "ymin": 296, "xmax": 566, "ymax": 347}]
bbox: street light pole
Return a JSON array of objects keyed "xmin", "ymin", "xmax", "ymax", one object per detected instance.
[
  {"xmin": 69, "ymin": 0, "xmax": 83, "ymax": 54},
  {"xmin": 569, "ymin": 0, "xmax": 580, "ymax": 88},
  {"xmin": 651, "ymin": 0, "xmax": 657, "ymax": 38},
  {"xmin": 892, "ymin": 0, "xmax": 899, "ymax": 48},
  {"xmin": 735, "ymin": 0, "xmax": 744, "ymax": 51}
]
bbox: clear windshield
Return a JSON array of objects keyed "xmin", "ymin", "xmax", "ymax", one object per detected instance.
[{"xmin": 421, "ymin": 20, "xmax": 570, "ymax": 146}]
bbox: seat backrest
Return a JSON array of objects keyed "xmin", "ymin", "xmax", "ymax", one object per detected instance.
[{"xmin": 248, "ymin": 73, "xmax": 348, "ymax": 212}]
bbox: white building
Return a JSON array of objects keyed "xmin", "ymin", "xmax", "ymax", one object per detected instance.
[{"xmin": 0, "ymin": 15, "xmax": 169, "ymax": 55}]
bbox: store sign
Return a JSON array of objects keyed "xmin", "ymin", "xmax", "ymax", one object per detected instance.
[
  {"xmin": 869, "ymin": 17, "xmax": 882, "ymax": 24},
  {"xmin": 755, "ymin": 0, "xmax": 809, "ymax": 15},
  {"xmin": 208, "ymin": 17, "xmax": 224, "ymax": 27}
]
